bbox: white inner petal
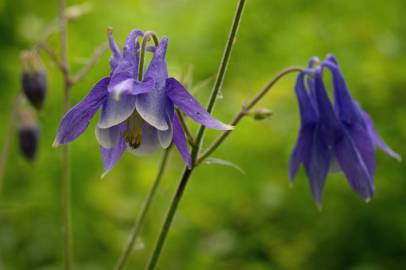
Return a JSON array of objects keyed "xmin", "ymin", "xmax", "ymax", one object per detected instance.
[
  {"xmin": 127, "ymin": 122, "xmax": 160, "ymax": 156},
  {"xmin": 95, "ymin": 125, "xmax": 121, "ymax": 149},
  {"xmin": 98, "ymin": 95, "xmax": 137, "ymax": 128},
  {"xmin": 158, "ymin": 118, "xmax": 173, "ymax": 148}
]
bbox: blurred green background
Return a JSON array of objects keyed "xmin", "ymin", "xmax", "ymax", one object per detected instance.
[{"xmin": 0, "ymin": 0, "xmax": 405, "ymax": 269}]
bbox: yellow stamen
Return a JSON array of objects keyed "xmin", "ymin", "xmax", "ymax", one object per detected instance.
[{"xmin": 124, "ymin": 112, "xmax": 143, "ymax": 149}]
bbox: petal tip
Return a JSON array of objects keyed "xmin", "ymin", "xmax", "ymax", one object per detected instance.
[
  {"xmin": 225, "ymin": 124, "xmax": 235, "ymax": 130},
  {"xmin": 365, "ymin": 197, "xmax": 371, "ymax": 203},
  {"xmin": 52, "ymin": 138, "xmax": 60, "ymax": 148}
]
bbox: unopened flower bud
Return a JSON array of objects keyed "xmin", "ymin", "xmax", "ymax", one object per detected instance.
[
  {"xmin": 252, "ymin": 108, "xmax": 273, "ymax": 120},
  {"xmin": 16, "ymin": 104, "xmax": 40, "ymax": 161},
  {"xmin": 21, "ymin": 51, "xmax": 47, "ymax": 110},
  {"xmin": 19, "ymin": 126, "xmax": 39, "ymax": 161}
]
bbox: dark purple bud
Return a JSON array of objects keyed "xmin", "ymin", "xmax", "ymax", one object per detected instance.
[
  {"xmin": 16, "ymin": 102, "xmax": 40, "ymax": 161},
  {"xmin": 21, "ymin": 70, "xmax": 47, "ymax": 110},
  {"xmin": 21, "ymin": 51, "xmax": 47, "ymax": 110},
  {"xmin": 18, "ymin": 126, "xmax": 39, "ymax": 161}
]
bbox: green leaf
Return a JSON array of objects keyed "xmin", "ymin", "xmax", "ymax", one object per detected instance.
[{"xmin": 204, "ymin": 157, "xmax": 245, "ymax": 174}]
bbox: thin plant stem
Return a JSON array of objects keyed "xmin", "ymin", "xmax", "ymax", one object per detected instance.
[
  {"xmin": 59, "ymin": 0, "xmax": 73, "ymax": 269},
  {"xmin": 37, "ymin": 43, "xmax": 65, "ymax": 73},
  {"xmin": 145, "ymin": 1, "xmax": 246, "ymax": 269},
  {"xmin": 0, "ymin": 94, "xmax": 21, "ymax": 192},
  {"xmin": 114, "ymin": 148, "xmax": 171, "ymax": 270},
  {"xmin": 71, "ymin": 42, "xmax": 109, "ymax": 84},
  {"xmin": 144, "ymin": 167, "xmax": 191, "ymax": 270},
  {"xmin": 191, "ymin": 0, "xmax": 246, "ymax": 163},
  {"xmin": 197, "ymin": 66, "xmax": 303, "ymax": 164}
]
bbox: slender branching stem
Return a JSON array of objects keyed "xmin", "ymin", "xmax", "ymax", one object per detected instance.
[
  {"xmin": 144, "ymin": 167, "xmax": 192, "ymax": 270},
  {"xmin": 71, "ymin": 42, "xmax": 109, "ymax": 84},
  {"xmin": 114, "ymin": 148, "xmax": 171, "ymax": 270},
  {"xmin": 38, "ymin": 43, "xmax": 65, "ymax": 72},
  {"xmin": 138, "ymin": 31, "xmax": 160, "ymax": 81},
  {"xmin": 197, "ymin": 66, "xmax": 303, "ymax": 163},
  {"xmin": 59, "ymin": 0, "xmax": 73, "ymax": 269},
  {"xmin": 144, "ymin": 1, "xmax": 246, "ymax": 269},
  {"xmin": 191, "ymin": 0, "xmax": 246, "ymax": 163},
  {"xmin": 0, "ymin": 94, "xmax": 21, "ymax": 192}
]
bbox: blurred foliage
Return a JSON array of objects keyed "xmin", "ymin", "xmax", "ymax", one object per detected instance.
[{"xmin": 0, "ymin": 0, "xmax": 405, "ymax": 269}]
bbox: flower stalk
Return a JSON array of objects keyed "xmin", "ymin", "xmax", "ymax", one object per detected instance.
[
  {"xmin": 114, "ymin": 147, "xmax": 171, "ymax": 270},
  {"xmin": 138, "ymin": 31, "xmax": 160, "ymax": 81},
  {"xmin": 145, "ymin": 1, "xmax": 246, "ymax": 269},
  {"xmin": 197, "ymin": 66, "xmax": 303, "ymax": 163},
  {"xmin": 59, "ymin": 0, "xmax": 73, "ymax": 269},
  {"xmin": 0, "ymin": 94, "xmax": 22, "ymax": 192}
]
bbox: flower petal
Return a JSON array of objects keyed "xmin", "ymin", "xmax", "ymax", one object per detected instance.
[
  {"xmin": 158, "ymin": 103, "xmax": 174, "ymax": 148},
  {"xmin": 54, "ymin": 78, "xmax": 109, "ymax": 146},
  {"xmin": 360, "ymin": 108, "xmax": 401, "ymax": 161},
  {"xmin": 98, "ymin": 95, "xmax": 137, "ymax": 129},
  {"xmin": 158, "ymin": 124, "xmax": 173, "ymax": 148},
  {"xmin": 308, "ymin": 56, "xmax": 320, "ymax": 68},
  {"xmin": 100, "ymin": 137, "xmax": 126, "ymax": 178},
  {"xmin": 289, "ymin": 126, "xmax": 315, "ymax": 181},
  {"xmin": 135, "ymin": 85, "xmax": 171, "ymax": 131},
  {"xmin": 173, "ymin": 113, "xmax": 191, "ymax": 168},
  {"xmin": 95, "ymin": 124, "xmax": 122, "ymax": 149},
  {"xmin": 302, "ymin": 128, "xmax": 331, "ymax": 207},
  {"xmin": 166, "ymin": 78, "xmax": 233, "ymax": 130},
  {"xmin": 109, "ymin": 77, "xmax": 154, "ymax": 99},
  {"xmin": 334, "ymin": 125, "xmax": 375, "ymax": 201},
  {"xmin": 144, "ymin": 37, "xmax": 169, "ymax": 85},
  {"xmin": 134, "ymin": 38, "xmax": 170, "ymax": 130},
  {"xmin": 295, "ymin": 72, "xmax": 318, "ymax": 125},
  {"xmin": 325, "ymin": 53, "xmax": 338, "ymax": 65},
  {"xmin": 314, "ymin": 68, "xmax": 337, "ymax": 127},
  {"xmin": 123, "ymin": 29, "xmax": 144, "ymax": 61},
  {"xmin": 323, "ymin": 61, "xmax": 362, "ymax": 124},
  {"xmin": 108, "ymin": 30, "xmax": 121, "ymax": 70},
  {"xmin": 126, "ymin": 121, "xmax": 160, "ymax": 156}
]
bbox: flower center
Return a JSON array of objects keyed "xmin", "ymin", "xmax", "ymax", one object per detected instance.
[{"xmin": 123, "ymin": 112, "xmax": 143, "ymax": 149}]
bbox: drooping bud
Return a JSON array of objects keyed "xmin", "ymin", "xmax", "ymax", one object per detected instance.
[
  {"xmin": 252, "ymin": 108, "xmax": 273, "ymax": 120},
  {"xmin": 16, "ymin": 101, "xmax": 40, "ymax": 161},
  {"xmin": 18, "ymin": 126, "xmax": 40, "ymax": 161},
  {"xmin": 21, "ymin": 50, "xmax": 47, "ymax": 110}
]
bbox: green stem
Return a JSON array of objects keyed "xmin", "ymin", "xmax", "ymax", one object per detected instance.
[
  {"xmin": 59, "ymin": 0, "xmax": 73, "ymax": 269},
  {"xmin": 0, "ymin": 94, "xmax": 21, "ymax": 192},
  {"xmin": 144, "ymin": 168, "xmax": 192, "ymax": 270},
  {"xmin": 191, "ymin": 0, "xmax": 246, "ymax": 163},
  {"xmin": 145, "ymin": 1, "xmax": 246, "ymax": 269},
  {"xmin": 197, "ymin": 66, "xmax": 303, "ymax": 164},
  {"xmin": 114, "ymin": 148, "xmax": 171, "ymax": 270}
]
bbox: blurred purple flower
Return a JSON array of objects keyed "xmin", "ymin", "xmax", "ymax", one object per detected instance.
[
  {"xmin": 289, "ymin": 54, "xmax": 400, "ymax": 206},
  {"xmin": 54, "ymin": 29, "xmax": 232, "ymax": 176}
]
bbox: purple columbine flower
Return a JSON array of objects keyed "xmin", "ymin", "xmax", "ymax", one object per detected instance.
[
  {"xmin": 54, "ymin": 29, "xmax": 232, "ymax": 176},
  {"xmin": 289, "ymin": 54, "xmax": 400, "ymax": 206}
]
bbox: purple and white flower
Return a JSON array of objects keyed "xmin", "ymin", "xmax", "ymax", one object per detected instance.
[{"xmin": 54, "ymin": 29, "xmax": 232, "ymax": 176}]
